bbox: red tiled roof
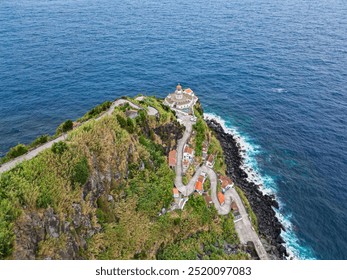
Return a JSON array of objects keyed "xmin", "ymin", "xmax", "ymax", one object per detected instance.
[
  {"xmin": 198, "ymin": 175, "xmax": 205, "ymax": 183},
  {"xmin": 218, "ymin": 192, "xmax": 225, "ymax": 205},
  {"xmin": 168, "ymin": 150, "xmax": 177, "ymax": 166},
  {"xmin": 195, "ymin": 181, "xmax": 203, "ymax": 191},
  {"xmin": 185, "ymin": 88, "xmax": 193, "ymax": 94},
  {"xmin": 184, "ymin": 146, "xmax": 193, "ymax": 155},
  {"xmin": 207, "ymin": 154, "xmax": 214, "ymax": 163},
  {"xmin": 204, "ymin": 195, "xmax": 212, "ymax": 204},
  {"xmin": 173, "ymin": 188, "xmax": 179, "ymax": 195},
  {"xmin": 219, "ymin": 175, "xmax": 233, "ymax": 188}
]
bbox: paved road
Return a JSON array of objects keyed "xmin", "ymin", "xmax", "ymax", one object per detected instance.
[
  {"xmin": 174, "ymin": 115, "xmax": 195, "ymax": 196},
  {"xmin": 0, "ymin": 98, "xmax": 269, "ymax": 259},
  {"xmin": 174, "ymin": 113, "xmax": 269, "ymax": 260},
  {"xmin": 0, "ymin": 98, "xmax": 143, "ymax": 175},
  {"xmin": 229, "ymin": 188, "xmax": 269, "ymax": 259},
  {"xmin": 0, "ymin": 134, "xmax": 67, "ymax": 174}
]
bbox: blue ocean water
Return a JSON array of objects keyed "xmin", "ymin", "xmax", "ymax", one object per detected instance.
[{"xmin": 0, "ymin": 0, "xmax": 346, "ymax": 259}]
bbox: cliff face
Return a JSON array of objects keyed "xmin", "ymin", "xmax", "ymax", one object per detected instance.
[
  {"xmin": 206, "ymin": 119, "xmax": 288, "ymax": 259},
  {"xmin": 1, "ymin": 97, "xmax": 249, "ymax": 260},
  {"xmin": 0, "ymin": 98, "xmax": 184, "ymax": 259},
  {"xmin": 13, "ymin": 122, "xmax": 186, "ymax": 259}
]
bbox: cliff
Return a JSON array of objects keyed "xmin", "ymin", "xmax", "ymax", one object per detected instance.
[
  {"xmin": 0, "ymin": 96, "xmax": 252, "ymax": 260},
  {"xmin": 206, "ymin": 119, "xmax": 288, "ymax": 259}
]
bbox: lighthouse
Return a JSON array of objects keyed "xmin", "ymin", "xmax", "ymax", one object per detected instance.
[{"xmin": 175, "ymin": 83, "xmax": 183, "ymax": 99}]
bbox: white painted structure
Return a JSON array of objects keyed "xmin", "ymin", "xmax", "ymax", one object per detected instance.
[
  {"xmin": 164, "ymin": 84, "xmax": 198, "ymax": 112},
  {"xmin": 183, "ymin": 144, "xmax": 194, "ymax": 163}
]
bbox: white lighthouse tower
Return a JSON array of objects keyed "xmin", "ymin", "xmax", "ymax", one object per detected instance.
[{"xmin": 175, "ymin": 83, "xmax": 183, "ymax": 99}]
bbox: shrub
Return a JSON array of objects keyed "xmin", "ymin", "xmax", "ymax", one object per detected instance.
[
  {"xmin": 36, "ymin": 186, "xmax": 53, "ymax": 208},
  {"xmin": 0, "ymin": 199, "xmax": 19, "ymax": 258},
  {"xmin": 193, "ymin": 119, "xmax": 205, "ymax": 156},
  {"xmin": 126, "ymin": 118, "xmax": 134, "ymax": 133},
  {"xmin": 79, "ymin": 101, "xmax": 112, "ymax": 122},
  {"xmin": 120, "ymin": 103, "xmax": 131, "ymax": 112},
  {"xmin": 56, "ymin": 119, "xmax": 73, "ymax": 135},
  {"xmin": 51, "ymin": 141, "xmax": 68, "ymax": 155},
  {"xmin": 30, "ymin": 134, "xmax": 49, "ymax": 148},
  {"xmin": 116, "ymin": 115, "xmax": 127, "ymax": 128},
  {"xmin": 222, "ymin": 215, "xmax": 239, "ymax": 244},
  {"xmin": 0, "ymin": 220, "xmax": 14, "ymax": 259},
  {"xmin": 71, "ymin": 157, "xmax": 89, "ymax": 186},
  {"xmin": 6, "ymin": 144, "xmax": 28, "ymax": 159}
]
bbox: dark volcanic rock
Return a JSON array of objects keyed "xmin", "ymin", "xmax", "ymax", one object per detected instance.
[
  {"xmin": 206, "ymin": 118, "xmax": 288, "ymax": 259},
  {"xmin": 154, "ymin": 121, "xmax": 184, "ymax": 155}
]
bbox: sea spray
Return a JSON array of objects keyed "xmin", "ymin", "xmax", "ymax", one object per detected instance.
[{"xmin": 204, "ymin": 112, "xmax": 315, "ymax": 260}]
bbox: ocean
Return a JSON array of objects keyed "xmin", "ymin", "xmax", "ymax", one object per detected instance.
[{"xmin": 0, "ymin": 0, "xmax": 346, "ymax": 259}]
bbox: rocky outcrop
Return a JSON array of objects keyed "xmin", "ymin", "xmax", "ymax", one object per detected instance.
[
  {"xmin": 206, "ymin": 118, "xmax": 288, "ymax": 259},
  {"xmin": 154, "ymin": 121, "xmax": 184, "ymax": 155},
  {"xmin": 13, "ymin": 170, "xmax": 107, "ymax": 259}
]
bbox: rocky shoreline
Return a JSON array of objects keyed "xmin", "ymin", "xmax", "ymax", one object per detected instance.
[{"xmin": 206, "ymin": 118, "xmax": 289, "ymax": 260}]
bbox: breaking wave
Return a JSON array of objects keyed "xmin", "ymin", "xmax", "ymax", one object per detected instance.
[{"xmin": 204, "ymin": 112, "xmax": 316, "ymax": 259}]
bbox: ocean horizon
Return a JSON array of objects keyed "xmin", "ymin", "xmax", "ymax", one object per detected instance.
[{"xmin": 1, "ymin": 0, "xmax": 346, "ymax": 259}]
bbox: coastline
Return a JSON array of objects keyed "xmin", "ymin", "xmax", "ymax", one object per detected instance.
[{"xmin": 205, "ymin": 116, "xmax": 289, "ymax": 260}]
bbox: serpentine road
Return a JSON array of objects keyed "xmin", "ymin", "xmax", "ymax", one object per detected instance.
[
  {"xmin": 0, "ymin": 99, "xmax": 268, "ymax": 259},
  {"xmin": 0, "ymin": 98, "xmax": 152, "ymax": 174},
  {"xmin": 174, "ymin": 113, "xmax": 269, "ymax": 260}
]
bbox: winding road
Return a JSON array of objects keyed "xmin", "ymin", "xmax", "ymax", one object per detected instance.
[
  {"xmin": 0, "ymin": 98, "xmax": 268, "ymax": 259},
  {"xmin": 174, "ymin": 111, "xmax": 269, "ymax": 260}
]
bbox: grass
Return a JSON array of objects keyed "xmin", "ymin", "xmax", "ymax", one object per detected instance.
[
  {"xmin": 0, "ymin": 101, "xmax": 113, "ymax": 165},
  {"xmin": 0, "ymin": 96, "xmax": 253, "ymax": 260}
]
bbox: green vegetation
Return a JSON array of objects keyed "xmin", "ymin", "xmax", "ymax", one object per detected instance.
[
  {"xmin": 0, "ymin": 97, "xmax": 253, "ymax": 260},
  {"xmin": 182, "ymin": 175, "xmax": 188, "ymax": 185},
  {"xmin": 136, "ymin": 96, "xmax": 176, "ymax": 124},
  {"xmin": 115, "ymin": 114, "xmax": 135, "ymax": 134},
  {"xmin": 0, "ymin": 101, "xmax": 111, "ymax": 164},
  {"xmin": 29, "ymin": 135, "xmax": 50, "ymax": 148},
  {"xmin": 0, "ymin": 199, "xmax": 19, "ymax": 258},
  {"xmin": 71, "ymin": 157, "xmax": 89, "ymax": 186},
  {"xmin": 78, "ymin": 101, "xmax": 112, "ymax": 122},
  {"xmin": 194, "ymin": 102, "xmax": 204, "ymax": 118},
  {"xmin": 156, "ymin": 196, "xmax": 246, "ymax": 260},
  {"xmin": 51, "ymin": 141, "xmax": 68, "ymax": 155},
  {"xmin": 1, "ymin": 144, "xmax": 28, "ymax": 163},
  {"xmin": 116, "ymin": 114, "xmax": 127, "ymax": 128},
  {"xmin": 207, "ymin": 136, "xmax": 225, "ymax": 175},
  {"xmin": 193, "ymin": 119, "xmax": 205, "ymax": 157},
  {"xmin": 235, "ymin": 186, "xmax": 258, "ymax": 232},
  {"xmin": 55, "ymin": 119, "xmax": 73, "ymax": 135},
  {"xmin": 0, "ymin": 135, "xmax": 51, "ymax": 164}
]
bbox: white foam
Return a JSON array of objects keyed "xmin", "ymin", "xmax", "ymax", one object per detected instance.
[
  {"xmin": 271, "ymin": 88, "xmax": 287, "ymax": 93},
  {"xmin": 204, "ymin": 112, "xmax": 315, "ymax": 260},
  {"xmin": 204, "ymin": 112, "xmax": 275, "ymax": 195}
]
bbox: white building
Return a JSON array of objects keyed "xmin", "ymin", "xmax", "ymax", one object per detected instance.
[
  {"xmin": 183, "ymin": 145, "xmax": 194, "ymax": 163},
  {"xmin": 164, "ymin": 84, "xmax": 198, "ymax": 112},
  {"xmin": 206, "ymin": 154, "xmax": 215, "ymax": 168},
  {"xmin": 219, "ymin": 175, "xmax": 234, "ymax": 192}
]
